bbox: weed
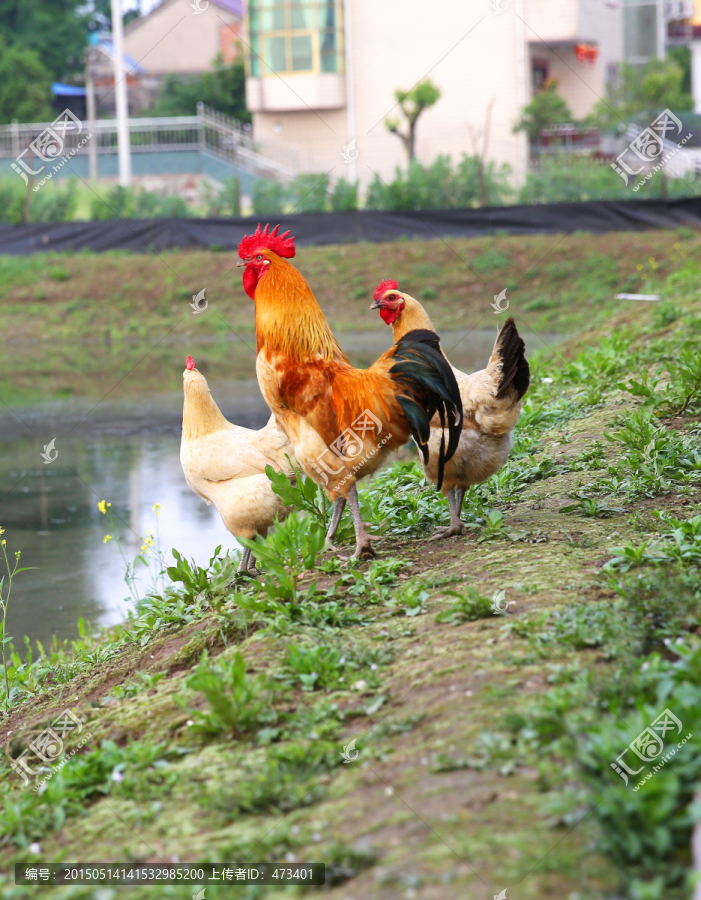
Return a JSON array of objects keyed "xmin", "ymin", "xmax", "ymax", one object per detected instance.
[
  {"xmin": 560, "ymin": 497, "xmax": 626, "ymax": 518},
  {"xmin": 201, "ymin": 741, "xmax": 340, "ymax": 819},
  {"xmin": 177, "ymin": 650, "xmax": 275, "ymax": 737},
  {"xmin": 604, "ymin": 540, "xmax": 670, "ymax": 572},
  {"xmin": 111, "ymin": 670, "xmax": 166, "ymax": 700},
  {"xmin": 0, "ymin": 529, "xmax": 36, "ymax": 707},
  {"xmin": 241, "ymin": 512, "xmax": 326, "ymax": 603},
  {"xmin": 435, "ymin": 585, "xmax": 495, "ymax": 624}
]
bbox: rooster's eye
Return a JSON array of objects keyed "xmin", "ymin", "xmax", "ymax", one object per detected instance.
[
  {"xmin": 389, "ymin": 294, "xmax": 395, "ymax": 301},
  {"xmin": 256, "ymin": 254, "xmax": 262, "ymax": 260}
]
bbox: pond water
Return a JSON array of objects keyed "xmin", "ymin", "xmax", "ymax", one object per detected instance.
[{"xmin": 0, "ymin": 327, "xmax": 559, "ymax": 647}]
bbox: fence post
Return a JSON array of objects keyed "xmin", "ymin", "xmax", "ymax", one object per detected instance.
[{"xmin": 197, "ymin": 101, "xmax": 205, "ymax": 154}]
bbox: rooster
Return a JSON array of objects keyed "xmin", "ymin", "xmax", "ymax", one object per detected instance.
[
  {"xmin": 371, "ymin": 280, "xmax": 529, "ymax": 538},
  {"xmin": 180, "ymin": 356, "xmax": 295, "ymax": 575},
  {"xmin": 236, "ymin": 225, "xmax": 463, "ymax": 559}
]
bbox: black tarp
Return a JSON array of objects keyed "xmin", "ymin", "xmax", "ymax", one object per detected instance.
[{"xmin": 2, "ymin": 196, "xmax": 701, "ymax": 255}]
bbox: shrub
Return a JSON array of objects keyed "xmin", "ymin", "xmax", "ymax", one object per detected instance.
[
  {"xmin": 251, "ymin": 179, "xmax": 287, "ymax": 215},
  {"xmin": 289, "ymin": 172, "xmax": 329, "ymax": 213},
  {"xmin": 330, "ymin": 178, "xmax": 358, "ymax": 211}
]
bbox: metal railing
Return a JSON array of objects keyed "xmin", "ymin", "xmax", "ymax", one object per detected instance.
[{"xmin": 0, "ymin": 104, "xmax": 298, "ymax": 181}]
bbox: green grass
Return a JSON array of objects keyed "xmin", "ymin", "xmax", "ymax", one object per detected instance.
[
  {"xmin": 1, "ymin": 229, "xmax": 700, "ymax": 405},
  {"xmin": 4, "ymin": 245, "xmax": 701, "ymax": 897}
]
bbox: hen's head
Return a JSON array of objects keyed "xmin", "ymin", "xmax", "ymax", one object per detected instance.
[
  {"xmin": 371, "ymin": 279, "xmax": 405, "ymax": 325},
  {"xmin": 237, "ymin": 223, "xmax": 296, "ymax": 300},
  {"xmin": 183, "ymin": 355, "xmax": 205, "ymax": 387}
]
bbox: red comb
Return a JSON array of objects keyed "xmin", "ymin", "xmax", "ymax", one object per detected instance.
[
  {"xmin": 238, "ymin": 223, "xmax": 296, "ymax": 259},
  {"xmin": 186, "ymin": 356, "xmax": 195, "ymax": 370},
  {"xmin": 373, "ymin": 278, "xmax": 399, "ymax": 301}
]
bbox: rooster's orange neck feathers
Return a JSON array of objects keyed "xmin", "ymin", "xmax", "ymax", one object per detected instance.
[{"xmin": 254, "ymin": 253, "xmax": 336, "ymax": 361}]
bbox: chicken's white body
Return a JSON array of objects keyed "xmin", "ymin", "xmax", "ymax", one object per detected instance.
[{"xmin": 180, "ymin": 366, "xmax": 295, "ymax": 548}]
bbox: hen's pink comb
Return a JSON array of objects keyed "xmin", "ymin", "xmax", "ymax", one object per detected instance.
[{"xmin": 186, "ymin": 356, "xmax": 195, "ymax": 370}]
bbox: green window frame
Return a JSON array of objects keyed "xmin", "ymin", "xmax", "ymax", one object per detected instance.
[{"xmin": 247, "ymin": 0, "xmax": 344, "ymax": 76}]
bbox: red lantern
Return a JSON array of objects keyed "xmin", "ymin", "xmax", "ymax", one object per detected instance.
[{"xmin": 575, "ymin": 42, "xmax": 598, "ymax": 65}]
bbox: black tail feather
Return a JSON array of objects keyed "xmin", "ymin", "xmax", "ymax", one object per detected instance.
[
  {"xmin": 390, "ymin": 328, "xmax": 463, "ymax": 490},
  {"xmin": 494, "ymin": 317, "xmax": 530, "ymax": 401}
]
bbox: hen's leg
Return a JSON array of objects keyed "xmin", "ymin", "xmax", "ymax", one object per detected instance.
[
  {"xmin": 430, "ymin": 486, "xmax": 465, "ymax": 540},
  {"xmin": 237, "ymin": 546, "xmax": 260, "ymax": 578},
  {"xmin": 325, "ymin": 497, "xmax": 346, "ymax": 551},
  {"xmin": 456, "ymin": 487, "xmax": 467, "ymax": 517},
  {"xmin": 344, "ymin": 484, "xmax": 376, "ymax": 559}
]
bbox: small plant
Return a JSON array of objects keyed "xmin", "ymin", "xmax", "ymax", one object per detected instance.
[
  {"xmin": 603, "ymin": 540, "xmax": 670, "ymax": 572},
  {"xmin": 390, "ymin": 582, "xmax": 430, "ymax": 617},
  {"xmin": 202, "ymin": 741, "xmax": 340, "ymax": 819},
  {"xmin": 560, "ymin": 497, "xmax": 625, "ymax": 518},
  {"xmin": 240, "ymin": 511, "xmax": 326, "ymax": 603},
  {"xmin": 99, "ymin": 501, "xmax": 169, "ymax": 602},
  {"xmin": 0, "ymin": 528, "xmax": 35, "ymax": 706},
  {"xmin": 178, "ymin": 650, "xmax": 274, "ymax": 737},
  {"xmin": 282, "ymin": 644, "xmax": 346, "ymax": 691},
  {"xmin": 435, "ymin": 585, "xmax": 495, "ymax": 624},
  {"xmin": 111, "ymin": 670, "xmax": 166, "ymax": 700}
]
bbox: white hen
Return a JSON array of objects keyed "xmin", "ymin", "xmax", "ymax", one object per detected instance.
[{"xmin": 180, "ymin": 356, "xmax": 295, "ymax": 574}]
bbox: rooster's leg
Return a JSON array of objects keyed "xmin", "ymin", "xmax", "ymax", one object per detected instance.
[
  {"xmin": 344, "ymin": 484, "xmax": 376, "ymax": 559},
  {"xmin": 430, "ymin": 486, "xmax": 465, "ymax": 540},
  {"xmin": 325, "ymin": 497, "xmax": 346, "ymax": 551}
]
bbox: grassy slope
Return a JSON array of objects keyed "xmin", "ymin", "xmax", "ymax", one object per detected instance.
[
  {"xmin": 0, "ymin": 239, "xmax": 701, "ymax": 899},
  {"xmin": 0, "ymin": 228, "xmax": 699, "ymax": 404}
]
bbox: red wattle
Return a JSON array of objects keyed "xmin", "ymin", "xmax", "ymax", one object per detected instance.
[
  {"xmin": 379, "ymin": 307, "xmax": 397, "ymax": 325},
  {"xmin": 242, "ymin": 266, "xmax": 258, "ymax": 300}
]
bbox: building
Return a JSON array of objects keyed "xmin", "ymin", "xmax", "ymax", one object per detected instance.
[
  {"xmin": 124, "ymin": 0, "xmax": 243, "ymax": 79},
  {"xmin": 242, "ymin": 0, "xmax": 694, "ymax": 188}
]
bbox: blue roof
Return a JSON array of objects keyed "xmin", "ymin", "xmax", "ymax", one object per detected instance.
[
  {"xmin": 95, "ymin": 38, "xmax": 145, "ymax": 73},
  {"xmin": 52, "ymin": 82, "xmax": 87, "ymax": 97}
]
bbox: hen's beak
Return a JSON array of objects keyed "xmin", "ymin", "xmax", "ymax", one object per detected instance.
[
  {"xmin": 370, "ymin": 298, "xmax": 383, "ymax": 310},
  {"xmin": 236, "ymin": 259, "xmax": 246, "ymax": 268}
]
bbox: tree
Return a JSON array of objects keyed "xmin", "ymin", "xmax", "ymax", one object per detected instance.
[
  {"xmin": 149, "ymin": 56, "xmax": 250, "ymax": 123},
  {"xmin": 385, "ymin": 79, "xmax": 441, "ymax": 163},
  {"xmin": 0, "ymin": 0, "xmax": 119, "ymax": 81},
  {"xmin": 513, "ymin": 79, "xmax": 573, "ymax": 145},
  {"xmin": 0, "ymin": 36, "xmax": 53, "ymax": 125},
  {"xmin": 588, "ymin": 57, "xmax": 693, "ymax": 133}
]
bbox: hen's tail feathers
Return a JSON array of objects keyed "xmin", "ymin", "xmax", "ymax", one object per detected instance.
[
  {"xmin": 389, "ymin": 328, "xmax": 463, "ymax": 490},
  {"xmin": 492, "ymin": 317, "xmax": 530, "ymax": 401}
]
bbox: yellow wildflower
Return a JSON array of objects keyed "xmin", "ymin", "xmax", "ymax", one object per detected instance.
[
  {"xmin": 0, "ymin": 527, "xmax": 4, "ymax": 535},
  {"xmin": 636, "ymin": 264, "xmax": 643, "ymax": 271},
  {"xmin": 103, "ymin": 535, "xmax": 112, "ymax": 544},
  {"xmin": 152, "ymin": 503, "xmax": 162, "ymax": 517},
  {"xmin": 98, "ymin": 500, "xmax": 106, "ymax": 514}
]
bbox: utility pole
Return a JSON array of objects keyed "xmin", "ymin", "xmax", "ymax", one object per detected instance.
[
  {"xmin": 86, "ymin": 36, "xmax": 99, "ymax": 181},
  {"xmin": 111, "ymin": 0, "xmax": 131, "ymax": 186}
]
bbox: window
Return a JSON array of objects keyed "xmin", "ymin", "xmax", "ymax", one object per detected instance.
[
  {"xmin": 622, "ymin": 0, "xmax": 661, "ymax": 62},
  {"xmin": 532, "ymin": 59, "xmax": 549, "ymax": 93},
  {"xmin": 248, "ymin": 0, "xmax": 344, "ymax": 76}
]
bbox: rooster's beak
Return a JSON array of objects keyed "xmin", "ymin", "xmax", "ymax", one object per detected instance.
[
  {"xmin": 370, "ymin": 299, "xmax": 382, "ymax": 310},
  {"xmin": 236, "ymin": 259, "xmax": 246, "ymax": 267}
]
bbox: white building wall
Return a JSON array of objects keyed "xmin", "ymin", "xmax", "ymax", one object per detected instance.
[{"xmin": 249, "ymin": 0, "xmax": 624, "ymax": 192}]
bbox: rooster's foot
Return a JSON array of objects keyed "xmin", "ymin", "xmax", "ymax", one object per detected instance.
[
  {"xmin": 342, "ymin": 542, "xmax": 377, "ymax": 561},
  {"xmin": 429, "ymin": 522, "xmax": 465, "ymax": 540}
]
